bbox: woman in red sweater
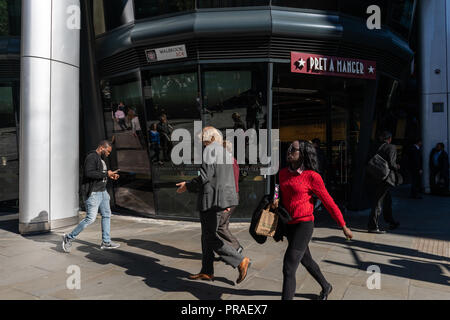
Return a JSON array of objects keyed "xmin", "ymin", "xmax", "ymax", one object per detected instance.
[{"xmin": 278, "ymin": 140, "xmax": 353, "ymax": 300}]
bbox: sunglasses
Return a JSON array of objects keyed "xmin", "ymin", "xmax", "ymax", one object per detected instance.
[{"xmin": 287, "ymin": 145, "xmax": 300, "ymax": 153}]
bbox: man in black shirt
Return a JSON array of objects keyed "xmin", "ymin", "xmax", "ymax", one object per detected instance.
[{"xmin": 62, "ymin": 140, "xmax": 120, "ymax": 252}]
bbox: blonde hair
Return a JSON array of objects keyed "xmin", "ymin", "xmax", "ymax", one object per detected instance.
[{"xmin": 201, "ymin": 126, "xmax": 223, "ymax": 145}]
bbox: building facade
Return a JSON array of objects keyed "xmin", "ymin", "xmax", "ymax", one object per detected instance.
[{"xmin": 0, "ymin": 0, "xmax": 419, "ymax": 233}]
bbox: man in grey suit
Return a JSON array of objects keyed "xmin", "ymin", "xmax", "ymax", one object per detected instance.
[
  {"xmin": 368, "ymin": 131, "xmax": 401, "ymax": 233},
  {"xmin": 176, "ymin": 126, "xmax": 251, "ymax": 284}
]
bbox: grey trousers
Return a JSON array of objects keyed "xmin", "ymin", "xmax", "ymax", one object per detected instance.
[
  {"xmin": 200, "ymin": 209, "xmax": 244, "ymax": 275},
  {"xmin": 217, "ymin": 206, "xmax": 241, "ymax": 250}
]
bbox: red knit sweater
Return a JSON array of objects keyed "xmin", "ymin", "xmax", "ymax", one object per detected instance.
[{"xmin": 279, "ymin": 168, "xmax": 346, "ymax": 227}]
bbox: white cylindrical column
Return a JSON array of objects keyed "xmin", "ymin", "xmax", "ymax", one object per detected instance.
[
  {"xmin": 20, "ymin": 0, "xmax": 80, "ymax": 234},
  {"xmin": 418, "ymin": 0, "xmax": 449, "ymax": 193}
]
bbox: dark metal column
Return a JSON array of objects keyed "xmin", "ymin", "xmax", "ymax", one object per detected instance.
[
  {"xmin": 80, "ymin": 0, "xmax": 107, "ymax": 153},
  {"xmin": 349, "ymin": 76, "xmax": 380, "ymax": 210},
  {"xmin": 266, "ymin": 62, "xmax": 273, "ymax": 194}
]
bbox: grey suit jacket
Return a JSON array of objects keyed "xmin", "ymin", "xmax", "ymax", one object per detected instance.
[
  {"xmin": 186, "ymin": 157, "xmax": 239, "ymax": 213},
  {"xmin": 377, "ymin": 142, "xmax": 399, "ymax": 186}
]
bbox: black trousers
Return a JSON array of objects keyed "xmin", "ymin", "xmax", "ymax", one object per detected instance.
[
  {"xmin": 368, "ymin": 182, "xmax": 396, "ymax": 230},
  {"xmin": 217, "ymin": 206, "xmax": 241, "ymax": 250},
  {"xmin": 199, "ymin": 209, "xmax": 244, "ymax": 275},
  {"xmin": 430, "ymin": 167, "xmax": 449, "ymax": 192},
  {"xmin": 410, "ymin": 170, "xmax": 421, "ymax": 197},
  {"xmin": 282, "ymin": 221, "xmax": 329, "ymax": 300}
]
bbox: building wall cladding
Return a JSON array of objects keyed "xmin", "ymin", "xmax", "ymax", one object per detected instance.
[{"xmin": 97, "ymin": 9, "xmax": 413, "ymax": 80}]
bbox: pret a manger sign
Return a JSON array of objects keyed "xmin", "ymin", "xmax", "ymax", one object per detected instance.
[{"xmin": 291, "ymin": 52, "xmax": 377, "ymax": 80}]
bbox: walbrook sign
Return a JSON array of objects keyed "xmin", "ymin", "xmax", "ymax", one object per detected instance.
[{"xmin": 291, "ymin": 52, "xmax": 377, "ymax": 80}]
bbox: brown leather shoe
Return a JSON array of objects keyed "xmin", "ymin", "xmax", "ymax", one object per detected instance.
[
  {"xmin": 188, "ymin": 273, "xmax": 214, "ymax": 281},
  {"xmin": 236, "ymin": 257, "xmax": 251, "ymax": 284}
]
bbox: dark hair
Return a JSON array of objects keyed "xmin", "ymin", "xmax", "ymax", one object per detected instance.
[
  {"xmin": 379, "ymin": 131, "xmax": 392, "ymax": 142},
  {"xmin": 98, "ymin": 140, "xmax": 111, "ymax": 148},
  {"xmin": 438, "ymin": 142, "xmax": 445, "ymax": 149},
  {"xmin": 293, "ymin": 140, "xmax": 319, "ymax": 172}
]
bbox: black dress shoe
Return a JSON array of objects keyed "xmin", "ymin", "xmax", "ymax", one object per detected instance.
[
  {"xmin": 368, "ymin": 228, "xmax": 387, "ymax": 234},
  {"xmin": 317, "ymin": 285, "xmax": 332, "ymax": 300}
]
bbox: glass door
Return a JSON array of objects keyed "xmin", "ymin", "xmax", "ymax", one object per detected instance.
[
  {"xmin": 0, "ymin": 82, "xmax": 19, "ymax": 206},
  {"xmin": 100, "ymin": 73, "xmax": 154, "ymax": 216}
]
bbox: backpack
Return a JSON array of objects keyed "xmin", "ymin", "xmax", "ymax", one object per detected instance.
[{"xmin": 366, "ymin": 143, "xmax": 390, "ymax": 182}]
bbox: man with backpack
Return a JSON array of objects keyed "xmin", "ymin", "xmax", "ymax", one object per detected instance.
[{"xmin": 366, "ymin": 131, "xmax": 401, "ymax": 233}]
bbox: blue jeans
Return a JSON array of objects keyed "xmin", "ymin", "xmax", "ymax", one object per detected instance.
[{"xmin": 68, "ymin": 191, "xmax": 111, "ymax": 243}]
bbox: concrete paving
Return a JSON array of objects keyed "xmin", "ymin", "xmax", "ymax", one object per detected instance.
[{"xmin": 0, "ymin": 185, "xmax": 449, "ymax": 300}]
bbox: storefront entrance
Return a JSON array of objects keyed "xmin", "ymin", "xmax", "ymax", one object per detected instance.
[{"xmin": 273, "ymin": 63, "xmax": 367, "ymax": 209}]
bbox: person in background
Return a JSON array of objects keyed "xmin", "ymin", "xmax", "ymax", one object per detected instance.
[
  {"xmin": 149, "ymin": 123, "xmax": 162, "ymax": 164},
  {"xmin": 429, "ymin": 142, "xmax": 449, "ymax": 194},
  {"xmin": 277, "ymin": 140, "xmax": 353, "ymax": 300},
  {"xmin": 118, "ymin": 102, "xmax": 131, "ymax": 129},
  {"xmin": 408, "ymin": 138, "xmax": 423, "ymax": 199},
  {"xmin": 232, "ymin": 112, "xmax": 247, "ymax": 131},
  {"xmin": 217, "ymin": 140, "xmax": 243, "ymax": 254},
  {"xmin": 176, "ymin": 127, "xmax": 251, "ymax": 284},
  {"xmin": 62, "ymin": 140, "xmax": 121, "ymax": 252},
  {"xmin": 367, "ymin": 131, "xmax": 401, "ymax": 233},
  {"xmin": 114, "ymin": 105, "xmax": 127, "ymax": 131},
  {"xmin": 157, "ymin": 114, "xmax": 174, "ymax": 161},
  {"xmin": 129, "ymin": 110, "xmax": 145, "ymax": 149}
]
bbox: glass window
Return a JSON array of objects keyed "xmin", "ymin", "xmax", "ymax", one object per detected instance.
[
  {"xmin": 202, "ymin": 64, "xmax": 268, "ymax": 219},
  {"xmin": 93, "ymin": 0, "xmax": 106, "ymax": 35},
  {"xmin": 142, "ymin": 69, "xmax": 200, "ymax": 217},
  {"xmin": 134, "ymin": 0, "xmax": 195, "ymax": 20},
  {"xmin": 271, "ymin": 0, "xmax": 338, "ymax": 11},
  {"xmin": 100, "ymin": 75, "xmax": 154, "ymax": 216},
  {"xmin": 0, "ymin": 0, "xmax": 21, "ymax": 36},
  {"xmin": 389, "ymin": 0, "xmax": 415, "ymax": 38},
  {"xmin": 0, "ymin": 84, "xmax": 19, "ymax": 204},
  {"xmin": 103, "ymin": 0, "xmax": 134, "ymax": 31},
  {"xmin": 198, "ymin": 0, "xmax": 269, "ymax": 8}
]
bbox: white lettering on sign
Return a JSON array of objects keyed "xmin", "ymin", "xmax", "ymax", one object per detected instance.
[{"xmin": 145, "ymin": 45, "xmax": 187, "ymax": 63}]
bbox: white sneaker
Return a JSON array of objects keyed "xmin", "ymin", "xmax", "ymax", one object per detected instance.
[
  {"xmin": 62, "ymin": 234, "xmax": 73, "ymax": 253},
  {"xmin": 100, "ymin": 241, "xmax": 120, "ymax": 250}
]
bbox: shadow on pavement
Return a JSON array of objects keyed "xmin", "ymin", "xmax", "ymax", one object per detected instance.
[
  {"xmin": 313, "ymin": 236, "xmax": 450, "ymax": 286},
  {"xmin": 0, "ymin": 219, "xmax": 19, "ymax": 234},
  {"xmin": 114, "ymin": 238, "xmax": 203, "ymax": 260},
  {"xmin": 75, "ymin": 243, "xmax": 281, "ymax": 300}
]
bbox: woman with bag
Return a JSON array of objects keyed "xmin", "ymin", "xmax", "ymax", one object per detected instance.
[{"xmin": 278, "ymin": 140, "xmax": 353, "ymax": 300}]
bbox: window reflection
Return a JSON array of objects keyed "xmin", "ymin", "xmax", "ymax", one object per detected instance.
[
  {"xmin": 101, "ymin": 76, "xmax": 154, "ymax": 215},
  {"xmin": 0, "ymin": 84, "xmax": 19, "ymax": 204},
  {"xmin": 0, "ymin": 0, "xmax": 21, "ymax": 36},
  {"xmin": 389, "ymin": 0, "xmax": 415, "ymax": 38},
  {"xmin": 142, "ymin": 70, "xmax": 200, "ymax": 217},
  {"xmin": 202, "ymin": 65, "xmax": 267, "ymax": 219}
]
